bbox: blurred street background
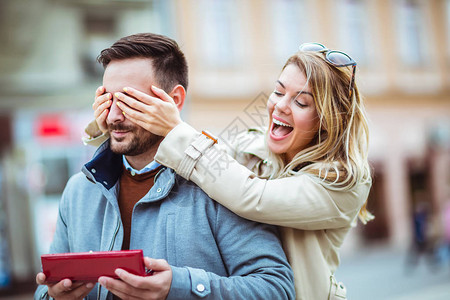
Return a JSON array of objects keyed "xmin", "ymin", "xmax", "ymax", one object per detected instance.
[{"xmin": 0, "ymin": 0, "xmax": 449, "ymax": 299}]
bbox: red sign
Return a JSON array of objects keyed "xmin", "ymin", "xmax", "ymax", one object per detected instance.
[{"xmin": 36, "ymin": 114, "xmax": 69, "ymax": 138}]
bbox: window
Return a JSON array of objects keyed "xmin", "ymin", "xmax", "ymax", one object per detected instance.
[
  {"xmin": 268, "ymin": 0, "xmax": 310, "ymax": 64},
  {"xmin": 395, "ymin": 0, "xmax": 428, "ymax": 68},
  {"xmin": 196, "ymin": 0, "xmax": 243, "ymax": 68},
  {"xmin": 81, "ymin": 13, "xmax": 118, "ymax": 77},
  {"xmin": 337, "ymin": 0, "xmax": 371, "ymax": 67}
]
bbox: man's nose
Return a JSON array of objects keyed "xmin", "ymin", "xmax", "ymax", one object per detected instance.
[{"xmin": 106, "ymin": 98, "xmax": 125, "ymax": 124}]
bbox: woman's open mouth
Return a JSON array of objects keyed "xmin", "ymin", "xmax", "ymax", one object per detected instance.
[{"xmin": 270, "ymin": 117, "xmax": 293, "ymax": 140}]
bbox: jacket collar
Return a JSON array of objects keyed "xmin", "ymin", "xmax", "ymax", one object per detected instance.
[
  {"xmin": 139, "ymin": 167, "xmax": 176, "ymax": 203},
  {"xmin": 83, "ymin": 140, "xmax": 122, "ymax": 190},
  {"xmin": 242, "ymin": 128, "xmax": 269, "ymax": 160},
  {"xmin": 82, "ymin": 140, "xmax": 177, "ymax": 203}
]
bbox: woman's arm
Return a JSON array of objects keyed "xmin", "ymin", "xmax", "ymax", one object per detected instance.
[
  {"xmin": 156, "ymin": 122, "xmax": 371, "ymax": 230},
  {"xmin": 82, "ymin": 120, "xmax": 109, "ymax": 147},
  {"xmin": 89, "ymin": 86, "xmax": 370, "ymax": 230}
]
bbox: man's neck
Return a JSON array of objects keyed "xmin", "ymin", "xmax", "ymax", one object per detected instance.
[{"xmin": 124, "ymin": 144, "xmax": 159, "ymax": 171}]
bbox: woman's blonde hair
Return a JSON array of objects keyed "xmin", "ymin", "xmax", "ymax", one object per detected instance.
[{"xmin": 267, "ymin": 51, "xmax": 373, "ymax": 223}]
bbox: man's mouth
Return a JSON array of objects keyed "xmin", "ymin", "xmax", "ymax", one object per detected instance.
[
  {"xmin": 111, "ymin": 130, "xmax": 129, "ymax": 135},
  {"xmin": 271, "ymin": 118, "xmax": 293, "ymax": 138},
  {"xmin": 108, "ymin": 124, "xmax": 134, "ymax": 139},
  {"xmin": 110, "ymin": 130, "xmax": 130, "ymax": 141}
]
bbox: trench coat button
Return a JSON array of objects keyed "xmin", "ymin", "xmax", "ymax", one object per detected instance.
[
  {"xmin": 91, "ymin": 168, "xmax": 96, "ymax": 173},
  {"xmin": 157, "ymin": 188, "xmax": 162, "ymax": 193},
  {"xmin": 103, "ymin": 181, "xmax": 108, "ymax": 186},
  {"xmin": 196, "ymin": 284, "xmax": 205, "ymax": 292}
]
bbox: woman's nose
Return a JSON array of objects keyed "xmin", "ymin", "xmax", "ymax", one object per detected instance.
[{"xmin": 274, "ymin": 95, "xmax": 291, "ymax": 113}]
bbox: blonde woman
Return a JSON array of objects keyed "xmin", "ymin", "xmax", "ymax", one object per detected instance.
[{"xmin": 87, "ymin": 43, "xmax": 373, "ymax": 299}]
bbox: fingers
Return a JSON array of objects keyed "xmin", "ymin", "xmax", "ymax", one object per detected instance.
[
  {"xmin": 97, "ymin": 108, "xmax": 108, "ymax": 119},
  {"xmin": 95, "ymin": 86, "xmax": 105, "ymax": 98},
  {"xmin": 92, "ymin": 85, "xmax": 111, "ymax": 115},
  {"xmin": 115, "ymin": 92, "xmax": 148, "ymax": 114},
  {"xmin": 123, "ymin": 86, "xmax": 175, "ymax": 105},
  {"xmin": 144, "ymin": 257, "xmax": 170, "ymax": 272},
  {"xmin": 36, "ymin": 272, "xmax": 46, "ymax": 285},
  {"xmin": 151, "ymin": 86, "xmax": 176, "ymax": 104},
  {"xmin": 47, "ymin": 279, "xmax": 74, "ymax": 295},
  {"xmin": 94, "ymin": 98, "xmax": 111, "ymax": 120},
  {"xmin": 115, "ymin": 101, "xmax": 145, "ymax": 129},
  {"xmin": 114, "ymin": 269, "xmax": 149, "ymax": 289},
  {"xmin": 93, "ymin": 86, "xmax": 111, "ymax": 134},
  {"xmin": 71, "ymin": 282, "xmax": 96, "ymax": 299},
  {"xmin": 114, "ymin": 93, "xmax": 154, "ymax": 131},
  {"xmin": 93, "ymin": 92, "xmax": 112, "ymax": 114},
  {"xmin": 99, "ymin": 261, "xmax": 172, "ymax": 300},
  {"xmin": 36, "ymin": 274, "xmax": 94, "ymax": 299},
  {"xmin": 59, "ymin": 282, "xmax": 95, "ymax": 299},
  {"xmin": 47, "ymin": 279, "xmax": 95, "ymax": 299},
  {"xmin": 99, "ymin": 276, "xmax": 140, "ymax": 299}
]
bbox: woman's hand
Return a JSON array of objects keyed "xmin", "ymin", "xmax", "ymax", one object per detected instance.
[
  {"xmin": 114, "ymin": 85, "xmax": 182, "ymax": 137},
  {"xmin": 92, "ymin": 86, "xmax": 112, "ymax": 134}
]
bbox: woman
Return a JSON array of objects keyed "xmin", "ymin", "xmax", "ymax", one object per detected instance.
[{"xmin": 86, "ymin": 43, "xmax": 373, "ymax": 299}]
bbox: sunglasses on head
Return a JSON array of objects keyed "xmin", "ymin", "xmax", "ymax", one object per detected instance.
[{"xmin": 299, "ymin": 42, "xmax": 357, "ymax": 99}]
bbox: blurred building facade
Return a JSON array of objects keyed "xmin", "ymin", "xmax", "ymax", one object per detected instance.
[{"xmin": 0, "ymin": 0, "xmax": 449, "ymax": 294}]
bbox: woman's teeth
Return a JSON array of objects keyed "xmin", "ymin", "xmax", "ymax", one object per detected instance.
[{"xmin": 273, "ymin": 119, "xmax": 292, "ymax": 127}]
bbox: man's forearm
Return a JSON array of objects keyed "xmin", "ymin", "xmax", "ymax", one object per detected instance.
[{"xmin": 167, "ymin": 265, "xmax": 295, "ymax": 299}]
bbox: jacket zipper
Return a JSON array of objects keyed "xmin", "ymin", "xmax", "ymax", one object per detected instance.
[
  {"xmin": 108, "ymin": 217, "xmax": 121, "ymax": 251},
  {"xmin": 96, "ymin": 216, "xmax": 121, "ymax": 300}
]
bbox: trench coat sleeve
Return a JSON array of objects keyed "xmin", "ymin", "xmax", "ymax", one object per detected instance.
[
  {"xmin": 82, "ymin": 120, "xmax": 109, "ymax": 147},
  {"xmin": 155, "ymin": 122, "xmax": 370, "ymax": 230}
]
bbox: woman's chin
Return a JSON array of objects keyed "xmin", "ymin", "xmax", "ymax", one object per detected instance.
[{"xmin": 267, "ymin": 141, "xmax": 285, "ymax": 156}]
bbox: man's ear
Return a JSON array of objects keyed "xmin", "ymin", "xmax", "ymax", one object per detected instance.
[{"xmin": 169, "ymin": 84, "xmax": 186, "ymax": 111}]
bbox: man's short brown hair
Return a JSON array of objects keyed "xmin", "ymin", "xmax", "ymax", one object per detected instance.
[{"xmin": 97, "ymin": 33, "xmax": 188, "ymax": 92}]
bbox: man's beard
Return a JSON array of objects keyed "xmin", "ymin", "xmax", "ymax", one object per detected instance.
[{"xmin": 108, "ymin": 123, "xmax": 162, "ymax": 156}]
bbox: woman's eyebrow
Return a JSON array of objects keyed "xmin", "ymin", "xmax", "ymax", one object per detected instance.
[
  {"xmin": 296, "ymin": 90, "xmax": 314, "ymax": 98},
  {"xmin": 278, "ymin": 80, "xmax": 313, "ymax": 98}
]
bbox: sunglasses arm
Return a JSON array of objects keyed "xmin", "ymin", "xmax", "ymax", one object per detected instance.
[{"xmin": 348, "ymin": 65, "xmax": 356, "ymax": 99}]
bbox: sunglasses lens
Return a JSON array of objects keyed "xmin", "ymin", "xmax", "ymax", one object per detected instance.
[
  {"xmin": 299, "ymin": 43, "xmax": 326, "ymax": 52},
  {"xmin": 327, "ymin": 51, "xmax": 353, "ymax": 66}
]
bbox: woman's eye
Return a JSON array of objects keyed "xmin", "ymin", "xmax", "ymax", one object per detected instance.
[
  {"xmin": 294, "ymin": 100, "xmax": 307, "ymax": 108},
  {"xmin": 273, "ymin": 90, "xmax": 283, "ymax": 96}
]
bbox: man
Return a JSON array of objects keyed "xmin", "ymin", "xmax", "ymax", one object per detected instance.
[{"xmin": 34, "ymin": 33, "xmax": 295, "ymax": 300}]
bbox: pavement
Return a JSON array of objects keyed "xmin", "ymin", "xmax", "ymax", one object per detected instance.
[{"xmin": 336, "ymin": 245, "xmax": 450, "ymax": 300}]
